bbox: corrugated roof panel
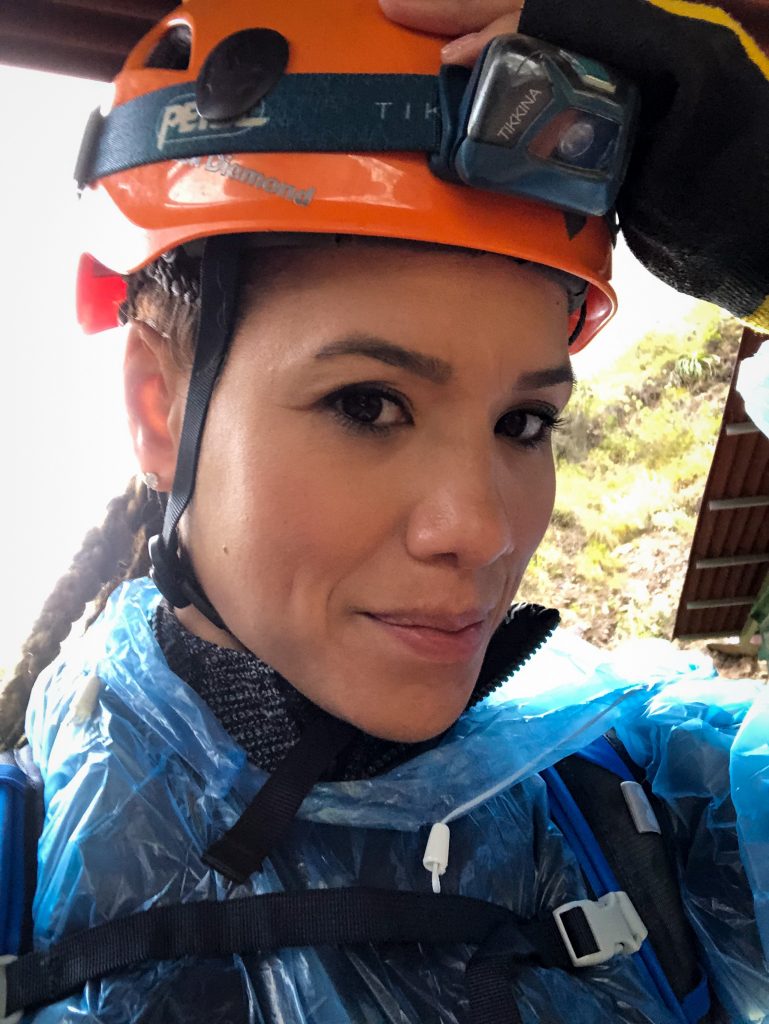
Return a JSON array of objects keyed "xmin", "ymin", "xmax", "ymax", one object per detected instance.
[{"xmin": 674, "ymin": 329, "xmax": 769, "ymax": 640}]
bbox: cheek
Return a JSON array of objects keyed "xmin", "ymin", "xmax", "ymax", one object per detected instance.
[
  {"xmin": 511, "ymin": 453, "xmax": 557, "ymax": 556},
  {"xmin": 194, "ymin": 416, "xmax": 398, "ymax": 617},
  {"xmin": 539, "ymin": 457, "xmax": 558, "ymax": 527}
]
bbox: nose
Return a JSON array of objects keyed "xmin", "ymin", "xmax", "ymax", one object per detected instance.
[{"xmin": 405, "ymin": 443, "xmax": 519, "ymax": 569}]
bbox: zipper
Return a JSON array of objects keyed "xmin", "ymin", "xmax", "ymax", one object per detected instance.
[{"xmin": 466, "ymin": 604, "xmax": 560, "ymax": 708}]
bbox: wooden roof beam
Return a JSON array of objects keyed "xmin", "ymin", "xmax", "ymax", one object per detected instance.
[
  {"xmin": 50, "ymin": 0, "xmax": 172, "ymax": 19},
  {"xmin": 0, "ymin": 3, "xmax": 149, "ymax": 55},
  {"xmin": 0, "ymin": 36, "xmax": 122, "ymax": 79}
]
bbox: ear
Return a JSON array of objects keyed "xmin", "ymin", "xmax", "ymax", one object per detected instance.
[{"xmin": 124, "ymin": 323, "xmax": 187, "ymax": 492}]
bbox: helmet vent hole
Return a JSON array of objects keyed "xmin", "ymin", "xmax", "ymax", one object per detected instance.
[{"xmin": 145, "ymin": 25, "xmax": 192, "ymax": 71}]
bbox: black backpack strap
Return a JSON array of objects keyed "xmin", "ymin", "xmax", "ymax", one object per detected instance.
[
  {"xmin": 203, "ymin": 712, "xmax": 357, "ymax": 883},
  {"xmin": 2, "ymin": 885, "xmax": 629, "ymax": 1024},
  {"xmin": 548, "ymin": 733, "xmax": 714, "ymax": 1023}
]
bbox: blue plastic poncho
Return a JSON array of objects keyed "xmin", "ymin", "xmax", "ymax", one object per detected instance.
[
  {"xmin": 737, "ymin": 341, "xmax": 769, "ymax": 440},
  {"xmin": 22, "ymin": 578, "xmax": 769, "ymax": 1023}
]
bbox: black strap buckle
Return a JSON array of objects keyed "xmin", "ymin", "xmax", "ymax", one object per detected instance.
[
  {"xmin": 148, "ymin": 534, "xmax": 191, "ymax": 610},
  {"xmin": 73, "ymin": 106, "xmax": 104, "ymax": 193}
]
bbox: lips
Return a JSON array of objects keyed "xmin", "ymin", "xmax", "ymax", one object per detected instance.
[
  {"xmin": 369, "ymin": 609, "xmax": 488, "ymax": 632},
  {"xmin": 362, "ymin": 607, "xmax": 493, "ymax": 663}
]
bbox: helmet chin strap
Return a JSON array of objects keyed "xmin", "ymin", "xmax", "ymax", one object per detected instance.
[{"xmin": 148, "ymin": 234, "xmax": 244, "ymax": 633}]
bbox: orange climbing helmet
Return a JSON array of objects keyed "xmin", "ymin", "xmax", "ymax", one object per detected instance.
[{"xmin": 75, "ymin": 0, "xmax": 618, "ymax": 352}]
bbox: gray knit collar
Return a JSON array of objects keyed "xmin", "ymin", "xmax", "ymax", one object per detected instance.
[{"xmin": 153, "ymin": 600, "xmax": 559, "ymax": 782}]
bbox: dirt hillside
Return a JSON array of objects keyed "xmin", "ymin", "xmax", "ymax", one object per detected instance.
[{"xmin": 517, "ymin": 309, "xmax": 767, "ymax": 680}]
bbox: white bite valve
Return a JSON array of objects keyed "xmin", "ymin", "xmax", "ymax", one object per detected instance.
[{"xmin": 422, "ymin": 822, "xmax": 451, "ymax": 894}]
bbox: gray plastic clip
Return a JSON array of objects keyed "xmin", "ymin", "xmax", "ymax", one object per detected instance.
[
  {"xmin": 620, "ymin": 780, "xmax": 662, "ymax": 834},
  {"xmin": 0, "ymin": 955, "xmax": 22, "ymax": 1024}
]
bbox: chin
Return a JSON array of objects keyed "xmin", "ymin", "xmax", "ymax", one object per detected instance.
[
  {"xmin": 382, "ymin": 721, "xmax": 457, "ymax": 744},
  {"xmin": 345, "ymin": 695, "xmax": 469, "ymax": 744},
  {"xmin": 324, "ymin": 659, "xmax": 482, "ymax": 744}
]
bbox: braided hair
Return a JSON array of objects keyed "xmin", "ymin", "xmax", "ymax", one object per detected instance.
[
  {"xmin": 0, "ymin": 478, "xmax": 165, "ymax": 749},
  {"xmin": 0, "ymin": 251, "xmax": 200, "ymax": 751}
]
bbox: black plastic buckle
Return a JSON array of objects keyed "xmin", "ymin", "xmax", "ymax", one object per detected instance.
[
  {"xmin": 148, "ymin": 534, "xmax": 192, "ymax": 610},
  {"xmin": 73, "ymin": 106, "xmax": 105, "ymax": 192}
]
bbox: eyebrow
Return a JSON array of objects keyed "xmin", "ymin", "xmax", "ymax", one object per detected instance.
[
  {"xmin": 516, "ymin": 364, "xmax": 577, "ymax": 391},
  {"xmin": 315, "ymin": 335, "xmax": 452, "ymax": 383},
  {"xmin": 314, "ymin": 334, "xmax": 575, "ymax": 391}
]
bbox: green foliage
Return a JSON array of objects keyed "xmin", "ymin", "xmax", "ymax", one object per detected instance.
[
  {"xmin": 519, "ymin": 306, "xmax": 741, "ymax": 644},
  {"xmin": 671, "ymin": 352, "xmax": 721, "ymax": 387}
]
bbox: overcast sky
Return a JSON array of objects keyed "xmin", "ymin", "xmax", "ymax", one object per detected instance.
[{"xmin": 0, "ymin": 63, "xmax": 704, "ymax": 670}]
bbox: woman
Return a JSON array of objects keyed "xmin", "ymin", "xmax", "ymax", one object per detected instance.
[{"xmin": 2, "ymin": 1, "xmax": 769, "ymax": 1022}]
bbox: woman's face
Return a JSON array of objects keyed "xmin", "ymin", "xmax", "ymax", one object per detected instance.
[{"xmin": 174, "ymin": 245, "xmax": 574, "ymax": 741}]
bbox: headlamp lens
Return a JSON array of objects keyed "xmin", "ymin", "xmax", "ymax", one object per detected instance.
[
  {"xmin": 557, "ymin": 120, "xmax": 595, "ymax": 160},
  {"xmin": 528, "ymin": 109, "xmax": 620, "ymax": 173}
]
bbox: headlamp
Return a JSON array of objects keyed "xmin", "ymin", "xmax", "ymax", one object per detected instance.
[{"xmin": 432, "ymin": 35, "xmax": 639, "ymax": 216}]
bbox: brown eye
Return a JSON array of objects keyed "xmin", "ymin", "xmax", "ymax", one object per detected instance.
[
  {"xmin": 499, "ymin": 411, "xmax": 544, "ymax": 440},
  {"xmin": 326, "ymin": 384, "xmax": 412, "ymax": 434},
  {"xmin": 497, "ymin": 407, "xmax": 561, "ymax": 448},
  {"xmin": 339, "ymin": 391, "xmax": 385, "ymax": 424}
]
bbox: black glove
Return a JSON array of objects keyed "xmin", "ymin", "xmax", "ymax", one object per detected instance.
[{"xmin": 519, "ymin": 0, "xmax": 769, "ymax": 333}]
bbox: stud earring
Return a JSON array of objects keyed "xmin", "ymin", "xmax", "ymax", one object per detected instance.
[{"xmin": 143, "ymin": 471, "xmax": 160, "ymax": 490}]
